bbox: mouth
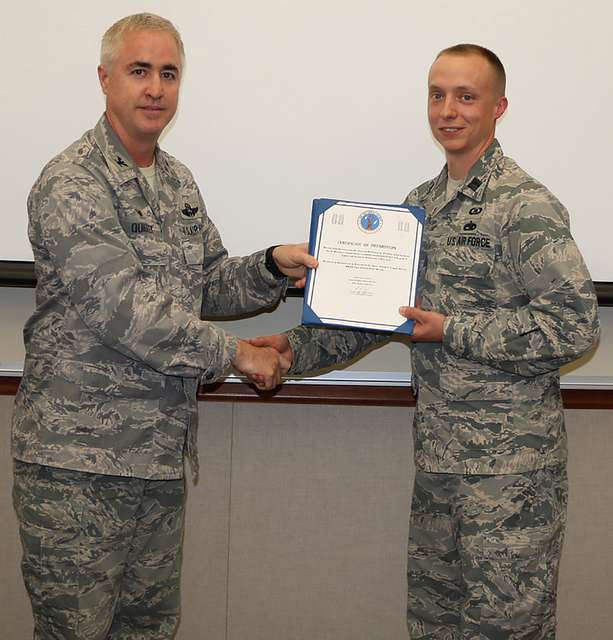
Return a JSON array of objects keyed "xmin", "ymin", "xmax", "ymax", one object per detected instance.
[
  {"xmin": 139, "ymin": 106, "xmax": 165, "ymax": 112},
  {"xmin": 439, "ymin": 127, "xmax": 464, "ymax": 134}
]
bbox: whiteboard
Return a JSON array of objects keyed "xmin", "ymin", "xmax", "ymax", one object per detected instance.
[
  {"xmin": 1, "ymin": 289, "xmax": 613, "ymax": 387},
  {"xmin": 1, "ymin": 0, "xmax": 612, "ymax": 283}
]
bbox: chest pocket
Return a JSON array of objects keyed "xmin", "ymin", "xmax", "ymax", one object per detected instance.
[
  {"xmin": 120, "ymin": 209, "xmax": 169, "ymax": 268},
  {"xmin": 178, "ymin": 223, "xmax": 204, "ymax": 266},
  {"xmin": 435, "ymin": 243, "xmax": 497, "ymax": 312},
  {"xmin": 175, "ymin": 195, "xmax": 205, "ymax": 265},
  {"xmin": 436, "ymin": 245, "xmax": 494, "ymax": 279}
]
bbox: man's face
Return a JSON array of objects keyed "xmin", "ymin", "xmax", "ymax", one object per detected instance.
[
  {"xmin": 98, "ymin": 29, "xmax": 181, "ymax": 152},
  {"xmin": 427, "ymin": 53, "xmax": 507, "ymax": 169}
]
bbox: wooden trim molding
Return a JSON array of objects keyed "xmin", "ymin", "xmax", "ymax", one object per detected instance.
[
  {"xmin": 2, "ymin": 376, "xmax": 613, "ymax": 409},
  {"xmin": 198, "ymin": 382, "xmax": 417, "ymax": 406},
  {"xmin": 0, "ymin": 377, "xmax": 19, "ymax": 395}
]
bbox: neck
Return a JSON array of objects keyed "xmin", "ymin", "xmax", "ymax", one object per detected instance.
[
  {"xmin": 128, "ymin": 144, "xmax": 156, "ymax": 168},
  {"xmin": 446, "ymin": 135, "xmax": 495, "ymax": 181},
  {"xmin": 105, "ymin": 112, "xmax": 158, "ymax": 168}
]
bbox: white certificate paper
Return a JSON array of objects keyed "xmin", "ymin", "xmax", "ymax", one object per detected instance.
[{"xmin": 302, "ymin": 199, "xmax": 424, "ymax": 334}]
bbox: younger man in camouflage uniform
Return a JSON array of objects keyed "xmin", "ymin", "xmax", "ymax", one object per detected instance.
[
  {"xmin": 12, "ymin": 13, "xmax": 315, "ymax": 639},
  {"xmin": 252, "ymin": 45, "xmax": 600, "ymax": 638}
]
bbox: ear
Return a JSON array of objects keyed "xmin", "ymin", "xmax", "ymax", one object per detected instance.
[
  {"xmin": 494, "ymin": 96, "xmax": 508, "ymax": 121},
  {"xmin": 97, "ymin": 64, "xmax": 109, "ymax": 95}
]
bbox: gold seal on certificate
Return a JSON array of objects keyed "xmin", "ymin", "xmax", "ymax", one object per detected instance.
[{"xmin": 302, "ymin": 199, "xmax": 424, "ymax": 335}]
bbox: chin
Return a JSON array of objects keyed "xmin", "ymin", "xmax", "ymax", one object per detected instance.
[
  {"xmin": 440, "ymin": 135, "xmax": 469, "ymax": 149},
  {"xmin": 137, "ymin": 120, "xmax": 167, "ymax": 136},
  {"xmin": 132, "ymin": 127, "xmax": 163, "ymax": 141},
  {"xmin": 437, "ymin": 141, "xmax": 464, "ymax": 154}
]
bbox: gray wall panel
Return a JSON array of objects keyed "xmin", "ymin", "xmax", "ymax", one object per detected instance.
[
  {"xmin": 226, "ymin": 404, "xmax": 414, "ymax": 640},
  {"xmin": 1, "ymin": 396, "xmax": 612, "ymax": 639},
  {"xmin": 557, "ymin": 410, "xmax": 613, "ymax": 640},
  {"xmin": 0, "ymin": 395, "xmax": 31, "ymax": 639},
  {"xmin": 178, "ymin": 403, "xmax": 234, "ymax": 640}
]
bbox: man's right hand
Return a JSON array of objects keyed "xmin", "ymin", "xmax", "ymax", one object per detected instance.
[
  {"xmin": 247, "ymin": 334, "xmax": 293, "ymax": 370},
  {"xmin": 232, "ymin": 340, "xmax": 287, "ymax": 391},
  {"xmin": 245, "ymin": 334, "xmax": 294, "ymax": 389}
]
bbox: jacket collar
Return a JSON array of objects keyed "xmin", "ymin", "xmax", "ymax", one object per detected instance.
[
  {"xmin": 430, "ymin": 139, "xmax": 504, "ymax": 204},
  {"xmin": 92, "ymin": 114, "xmax": 179, "ymax": 187}
]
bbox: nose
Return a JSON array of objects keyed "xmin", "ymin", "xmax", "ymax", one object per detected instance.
[
  {"xmin": 146, "ymin": 74, "xmax": 163, "ymax": 100},
  {"xmin": 440, "ymin": 96, "xmax": 456, "ymax": 119}
]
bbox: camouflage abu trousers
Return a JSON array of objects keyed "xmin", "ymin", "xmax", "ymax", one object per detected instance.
[
  {"xmin": 407, "ymin": 466, "xmax": 567, "ymax": 640},
  {"xmin": 13, "ymin": 461, "xmax": 186, "ymax": 640}
]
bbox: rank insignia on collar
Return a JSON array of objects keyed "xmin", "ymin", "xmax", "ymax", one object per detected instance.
[
  {"xmin": 467, "ymin": 177, "xmax": 482, "ymax": 191},
  {"xmin": 116, "ymin": 155, "xmax": 128, "ymax": 167},
  {"xmin": 182, "ymin": 203, "xmax": 199, "ymax": 217}
]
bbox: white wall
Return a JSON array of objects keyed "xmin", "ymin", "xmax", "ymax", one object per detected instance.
[
  {"xmin": 2, "ymin": 287, "xmax": 613, "ymax": 386},
  {"xmin": 2, "ymin": 0, "xmax": 613, "ymax": 280}
]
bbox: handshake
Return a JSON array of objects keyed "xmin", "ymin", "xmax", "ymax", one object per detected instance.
[
  {"xmin": 232, "ymin": 334, "xmax": 292, "ymax": 391},
  {"xmin": 229, "ymin": 243, "xmax": 313, "ymax": 391}
]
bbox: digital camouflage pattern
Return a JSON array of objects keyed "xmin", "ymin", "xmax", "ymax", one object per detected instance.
[
  {"xmin": 287, "ymin": 140, "xmax": 600, "ymax": 475},
  {"xmin": 12, "ymin": 115, "xmax": 286, "ymax": 480},
  {"xmin": 407, "ymin": 465, "xmax": 567, "ymax": 639},
  {"xmin": 13, "ymin": 460, "xmax": 185, "ymax": 639}
]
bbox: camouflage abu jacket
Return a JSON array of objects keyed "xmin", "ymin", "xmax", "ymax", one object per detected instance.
[
  {"xmin": 12, "ymin": 115, "xmax": 286, "ymax": 480},
  {"xmin": 286, "ymin": 140, "xmax": 600, "ymax": 474}
]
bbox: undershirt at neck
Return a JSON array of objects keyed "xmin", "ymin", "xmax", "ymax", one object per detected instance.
[
  {"xmin": 140, "ymin": 161, "xmax": 158, "ymax": 198},
  {"xmin": 446, "ymin": 176, "xmax": 463, "ymax": 201}
]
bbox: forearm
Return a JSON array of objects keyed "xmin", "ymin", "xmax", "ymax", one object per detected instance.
[
  {"xmin": 201, "ymin": 248, "xmax": 287, "ymax": 317},
  {"xmin": 63, "ymin": 249, "xmax": 239, "ymax": 379},
  {"xmin": 286, "ymin": 326, "xmax": 389, "ymax": 376},
  {"xmin": 444, "ymin": 244, "xmax": 600, "ymax": 377}
]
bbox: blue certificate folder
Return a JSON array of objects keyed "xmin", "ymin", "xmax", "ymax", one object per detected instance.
[{"xmin": 302, "ymin": 198, "xmax": 425, "ymax": 335}]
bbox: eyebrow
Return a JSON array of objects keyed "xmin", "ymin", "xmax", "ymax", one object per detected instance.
[
  {"xmin": 127, "ymin": 61, "xmax": 180, "ymax": 73},
  {"xmin": 429, "ymin": 84, "xmax": 478, "ymax": 93},
  {"xmin": 128, "ymin": 61, "xmax": 152, "ymax": 70}
]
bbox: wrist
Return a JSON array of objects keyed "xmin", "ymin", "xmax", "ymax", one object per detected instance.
[
  {"xmin": 264, "ymin": 245, "xmax": 285, "ymax": 279},
  {"xmin": 232, "ymin": 339, "xmax": 247, "ymax": 366}
]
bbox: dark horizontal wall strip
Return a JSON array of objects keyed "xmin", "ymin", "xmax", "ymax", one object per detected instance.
[
  {"xmin": 594, "ymin": 281, "xmax": 613, "ymax": 305},
  {"xmin": 1, "ymin": 261, "xmax": 613, "ymax": 305},
  {"xmin": 1, "ymin": 376, "xmax": 613, "ymax": 408},
  {"xmin": 0, "ymin": 261, "xmax": 36, "ymax": 287}
]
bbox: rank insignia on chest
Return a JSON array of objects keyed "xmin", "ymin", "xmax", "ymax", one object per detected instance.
[
  {"xmin": 467, "ymin": 177, "xmax": 482, "ymax": 191},
  {"xmin": 182, "ymin": 203, "xmax": 199, "ymax": 218}
]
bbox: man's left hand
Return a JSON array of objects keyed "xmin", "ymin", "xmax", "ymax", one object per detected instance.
[
  {"xmin": 399, "ymin": 306, "xmax": 445, "ymax": 342},
  {"xmin": 273, "ymin": 243, "xmax": 318, "ymax": 288}
]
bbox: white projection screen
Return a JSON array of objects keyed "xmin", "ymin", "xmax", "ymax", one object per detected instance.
[{"xmin": 2, "ymin": 1, "xmax": 612, "ymax": 285}]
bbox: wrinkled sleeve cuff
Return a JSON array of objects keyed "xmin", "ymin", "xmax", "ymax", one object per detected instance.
[
  {"xmin": 252, "ymin": 249, "xmax": 290, "ymax": 290},
  {"xmin": 443, "ymin": 314, "xmax": 471, "ymax": 359},
  {"xmin": 285, "ymin": 328, "xmax": 308, "ymax": 376},
  {"xmin": 200, "ymin": 333, "xmax": 239, "ymax": 384}
]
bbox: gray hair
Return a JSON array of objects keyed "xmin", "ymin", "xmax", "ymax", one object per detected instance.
[{"xmin": 100, "ymin": 13, "xmax": 185, "ymax": 70}]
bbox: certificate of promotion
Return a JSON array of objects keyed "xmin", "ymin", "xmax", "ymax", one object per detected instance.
[{"xmin": 302, "ymin": 198, "xmax": 425, "ymax": 335}]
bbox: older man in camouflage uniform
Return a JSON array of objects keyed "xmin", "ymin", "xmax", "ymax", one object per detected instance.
[
  {"xmin": 253, "ymin": 45, "xmax": 600, "ymax": 638},
  {"xmin": 12, "ymin": 13, "xmax": 315, "ymax": 640}
]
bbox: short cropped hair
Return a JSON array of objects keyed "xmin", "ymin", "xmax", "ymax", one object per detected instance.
[
  {"xmin": 100, "ymin": 13, "xmax": 185, "ymax": 70},
  {"xmin": 435, "ymin": 44, "xmax": 506, "ymax": 96}
]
